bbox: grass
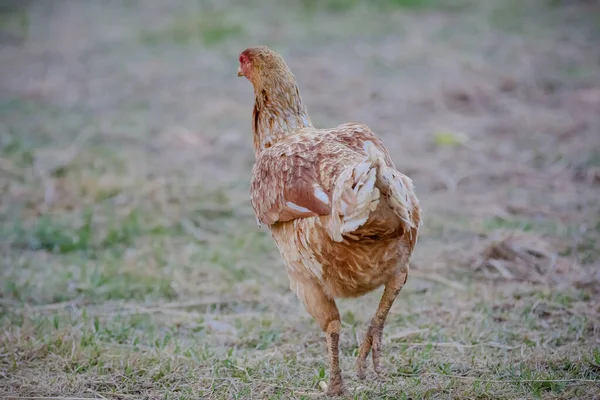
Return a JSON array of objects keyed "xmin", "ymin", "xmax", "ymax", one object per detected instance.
[
  {"xmin": 1, "ymin": 0, "xmax": 600, "ymax": 398},
  {"xmin": 140, "ymin": 12, "xmax": 243, "ymax": 46},
  {"xmin": 0, "ymin": 0, "xmax": 30, "ymax": 44},
  {"xmin": 2, "ymin": 299, "xmax": 598, "ymax": 398},
  {"xmin": 297, "ymin": 0, "xmax": 472, "ymax": 13}
]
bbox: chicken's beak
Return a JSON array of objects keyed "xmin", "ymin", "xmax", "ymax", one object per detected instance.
[{"xmin": 237, "ymin": 66, "xmax": 244, "ymax": 77}]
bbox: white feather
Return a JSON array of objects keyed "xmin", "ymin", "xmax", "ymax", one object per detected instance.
[
  {"xmin": 286, "ymin": 201, "xmax": 312, "ymax": 213},
  {"xmin": 313, "ymin": 185, "xmax": 330, "ymax": 205}
]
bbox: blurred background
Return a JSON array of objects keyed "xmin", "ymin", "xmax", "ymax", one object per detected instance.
[{"xmin": 1, "ymin": 0, "xmax": 599, "ymax": 398}]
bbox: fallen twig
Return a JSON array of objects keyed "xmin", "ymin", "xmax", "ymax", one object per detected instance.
[
  {"xmin": 180, "ymin": 218, "xmax": 211, "ymax": 243},
  {"xmin": 418, "ymin": 373, "xmax": 599, "ymax": 384},
  {"xmin": 410, "ymin": 270, "xmax": 466, "ymax": 291},
  {"xmin": 388, "ymin": 329, "xmax": 429, "ymax": 341},
  {"xmin": 396, "ymin": 341, "xmax": 518, "ymax": 350}
]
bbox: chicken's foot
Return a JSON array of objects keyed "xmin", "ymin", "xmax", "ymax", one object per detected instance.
[{"xmin": 356, "ymin": 264, "xmax": 409, "ymax": 379}]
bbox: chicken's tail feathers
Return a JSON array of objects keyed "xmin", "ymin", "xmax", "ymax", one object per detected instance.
[
  {"xmin": 366, "ymin": 141, "xmax": 417, "ymax": 232},
  {"xmin": 328, "ymin": 141, "xmax": 418, "ymax": 242},
  {"xmin": 328, "ymin": 144, "xmax": 381, "ymax": 242}
]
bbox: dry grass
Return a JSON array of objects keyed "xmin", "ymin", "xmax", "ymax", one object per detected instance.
[{"xmin": 1, "ymin": 0, "xmax": 600, "ymax": 398}]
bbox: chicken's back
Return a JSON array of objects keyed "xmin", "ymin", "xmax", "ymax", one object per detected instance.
[{"xmin": 251, "ymin": 122, "xmax": 421, "ymax": 300}]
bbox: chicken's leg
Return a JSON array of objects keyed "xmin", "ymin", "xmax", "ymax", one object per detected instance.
[
  {"xmin": 324, "ymin": 318, "xmax": 343, "ymax": 396},
  {"xmin": 295, "ymin": 277, "xmax": 344, "ymax": 396},
  {"xmin": 356, "ymin": 264, "xmax": 409, "ymax": 379}
]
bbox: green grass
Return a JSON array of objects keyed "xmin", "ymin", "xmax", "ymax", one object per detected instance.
[
  {"xmin": 0, "ymin": 0, "xmax": 29, "ymax": 43},
  {"xmin": 297, "ymin": 0, "xmax": 472, "ymax": 13},
  {"xmin": 381, "ymin": 0, "xmax": 472, "ymax": 10},
  {"xmin": 482, "ymin": 215, "xmax": 568, "ymax": 235},
  {"xmin": 140, "ymin": 12, "xmax": 243, "ymax": 46}
]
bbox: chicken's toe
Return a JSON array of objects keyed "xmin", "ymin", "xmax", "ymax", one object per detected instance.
[
  {"xmin": 356, "ymin": 324, "xmax": 376, "ymax": 380},
  {"xmin": 371, "ymin": 328, "xmax": 384, "ymax": 375},
  {"xmin": 326, "ymin": 372, "xmax": 346, "ymax": 396},
  {"xmin": 357, "ymin": 362, "xmax": 368, "ymax": 380},
  {"xmin": 357, "ymin": 323, "xmax": 388, "ymax": 379}
]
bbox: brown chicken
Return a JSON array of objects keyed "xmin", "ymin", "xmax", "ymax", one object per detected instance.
[{"xmin": 238, "ymin": 46, "xmax": 421, "ymax": 396}]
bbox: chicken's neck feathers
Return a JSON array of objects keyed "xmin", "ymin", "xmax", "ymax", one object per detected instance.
[{"xmin": 252, "ymin": 79, "xmax": 313, "ymax": 157}]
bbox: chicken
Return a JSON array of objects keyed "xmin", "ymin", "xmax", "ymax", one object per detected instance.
[{"xmin": 237, "ymin": 46, "xmax": 421, "ymax": 396}]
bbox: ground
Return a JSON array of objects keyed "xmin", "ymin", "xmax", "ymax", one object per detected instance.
[{"xmin": 1, "ymin": 0, "xmax": 599, "ymax": 399}]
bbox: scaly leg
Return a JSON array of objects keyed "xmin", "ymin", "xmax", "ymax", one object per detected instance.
[
  {"xmin": 325, "ymin": 319, "xmax": 343, "ymax": 396},
  {"xmin": 357, "ymin": 264, "xmax": 409, "ymax": 379},
  {"xmin": 294, "ymin": 277, "xmax": 345, "ymax": 396}
]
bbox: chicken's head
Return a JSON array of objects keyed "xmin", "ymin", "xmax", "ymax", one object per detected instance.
[{"xmin": 237, "ymin": 46, "xmax": 293, "ymax": 87}]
